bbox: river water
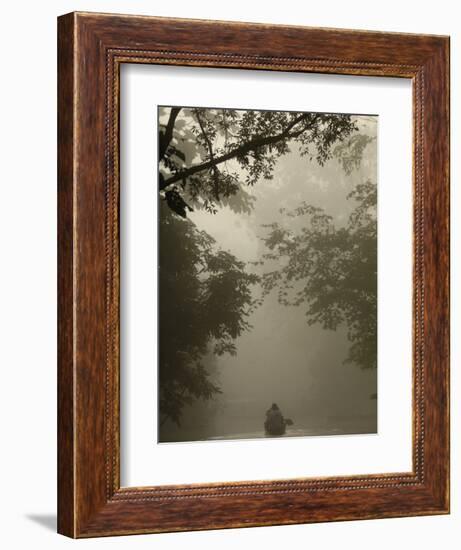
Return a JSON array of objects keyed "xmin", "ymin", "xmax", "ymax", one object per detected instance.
[{"xmin": 160, "ymin": 414, "xmax": 377, "ymax": 443}]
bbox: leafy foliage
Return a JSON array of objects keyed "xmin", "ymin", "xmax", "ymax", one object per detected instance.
[
  {"xmin": 159, "ymin": 202, "xmax": 259, "ymax": 425},
  {"xmin": 333, "ymin": 134, "xmax": 374, "ymax": 175},
  {"xmin": 260, "ymin": 180, "xmax": 377, "ymax": 369},
  {"xmin": 159, "ymin": 107, "xmax": 359, "ymax": 217}
]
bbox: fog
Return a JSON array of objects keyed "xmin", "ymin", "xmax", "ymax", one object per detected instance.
[{"xmin": 159, "ymin": 113, "xmax": 377, "ymax": 443}]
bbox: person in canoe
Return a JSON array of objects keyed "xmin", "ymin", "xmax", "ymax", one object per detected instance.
[{"xmin": 264, "ymin": 403, "xmax": 293, "ymax": 436}]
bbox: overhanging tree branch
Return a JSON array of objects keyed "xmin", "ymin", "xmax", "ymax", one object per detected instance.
[
  {"xmin": 194, "ymin": 109, "xmax": 221, "ymax": 200},
  {"xmin": 160, "ymin": 113, "xmax": 316, "ymax": 190}
]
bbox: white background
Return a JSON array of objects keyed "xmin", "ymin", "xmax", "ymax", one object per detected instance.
[
  {"xmin": 0, "ymin": 0, "xmax": 458, "ymax": 548},
  {"xmin": 121, "ymin": 66, "xmax": 412, "ymax": 486}
]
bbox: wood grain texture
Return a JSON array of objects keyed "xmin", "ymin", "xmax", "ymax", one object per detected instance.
[
  {"xmin": 57, "ymin": 12, "xmax": 75, "ymax": 538},
  {"xmin": 57, "ymin": 11, "xmax": 450, "ymax": 538}
]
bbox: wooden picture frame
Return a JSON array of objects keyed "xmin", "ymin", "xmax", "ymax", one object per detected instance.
[{"xmin": 57, "ymin": 12, "xmax": 450, "ymax": 538}]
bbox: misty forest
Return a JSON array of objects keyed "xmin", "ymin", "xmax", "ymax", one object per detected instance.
[{"xmin": 158, "ymin": 105, "xmax": 377, "ymax": 443}]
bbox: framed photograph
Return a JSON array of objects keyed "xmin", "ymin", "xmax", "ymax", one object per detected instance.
[{"xmin": 58, "ymin": 12, "xmax": 450, "ymax": 537}]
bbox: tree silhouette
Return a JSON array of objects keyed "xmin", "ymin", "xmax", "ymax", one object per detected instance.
[
  {"xmin": 159, "ymin": 107, "xmax": 359, "ymax": 216},
  {"xmin": 260, "ymin": 179, "xmax": 377, "ymax": 369},
  {"xmin": 159, "ymin": 202, "xmax": 259, "ymax": 426}
]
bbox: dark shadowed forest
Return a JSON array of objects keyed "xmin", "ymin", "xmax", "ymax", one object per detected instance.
[{"xmin": 157, "ymin": 106, "xmax": 377, "ymax": 443}]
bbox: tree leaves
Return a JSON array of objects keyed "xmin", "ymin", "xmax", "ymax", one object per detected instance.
[
  {"xmin": 165, "ymin": 188, "xmax": 193, "ymax": 218},
  {"xmin": 158, "ymin": 202, "xmax": 259, "ymax": 425},
  {"xmin": 260, "ymin": 180, "xmax": 377, "ymax": 369},
  {"xmin": 158, "ymin": 107, "xmax": 358, "ymax": 217}
]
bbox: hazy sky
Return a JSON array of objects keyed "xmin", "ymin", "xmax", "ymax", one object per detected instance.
[{"xmin": 184, "ymin": 115, "xmax": 378, "ymax": 424}]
